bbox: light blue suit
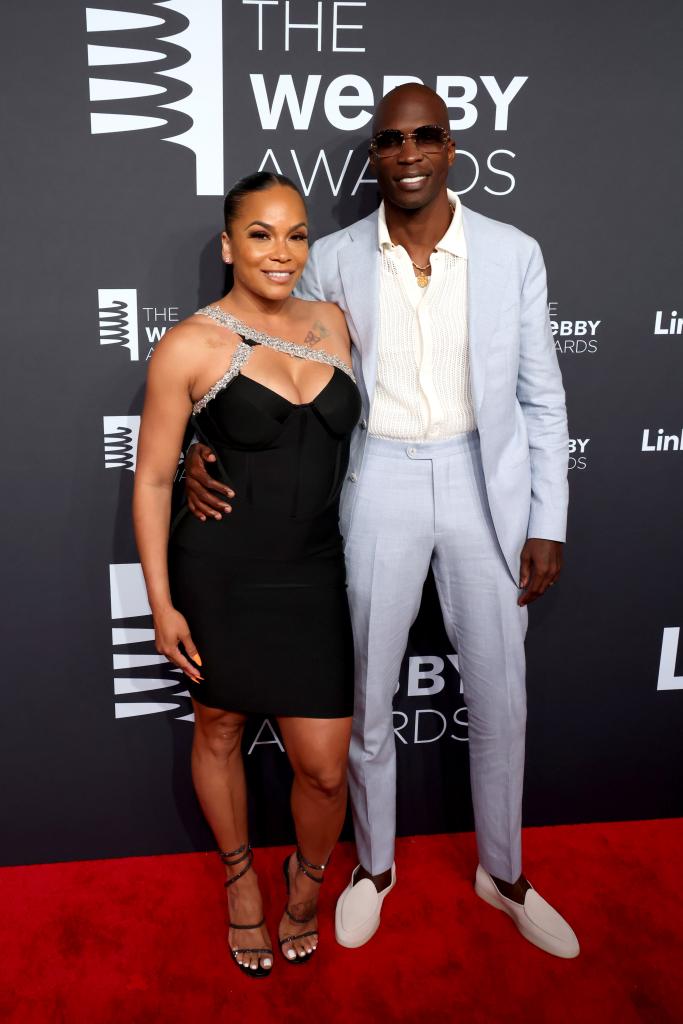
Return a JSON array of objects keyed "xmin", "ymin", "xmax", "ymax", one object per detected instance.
[{"xmin": 297, "ymin": 204, "xmax": 569, "ymax": 882}]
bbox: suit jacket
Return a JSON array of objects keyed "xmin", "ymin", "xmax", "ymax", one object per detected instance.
[{"xmin": 295, "ymin": 204, "xmax": 569, "ymax": 582}]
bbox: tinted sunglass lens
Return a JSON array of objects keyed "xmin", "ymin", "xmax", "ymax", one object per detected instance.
[
  {"xmin": 374, "ymin": 130, "xmax": 404, "ymax": 155},
  {"xmin": 415, "ymin": 125, "xmax": 447, "ymax": 151}
]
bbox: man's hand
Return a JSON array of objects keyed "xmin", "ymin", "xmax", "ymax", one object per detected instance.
[
  {"xmin": 517, "ymin": 539, "xmax": 563, "ymax": 606},
  {"xmin": 185, "ymin": 443, "xmax": 234, "ymax": 521}
]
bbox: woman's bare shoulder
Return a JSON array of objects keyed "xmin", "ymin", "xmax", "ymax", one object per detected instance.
[
  {"xmin": 293, "ymin": 297, "xmax": 346, "ymax": 324},
  {"xmin": 289, "ymin": 298, "xmax": 348, "ymax": 345},
  {"xmin": 150, "ymin": 311, "xmax": 240, "ymax": 366},
  {"xmin": 316, "ymin": 301, "xmax": 348, "ymax": 331}
]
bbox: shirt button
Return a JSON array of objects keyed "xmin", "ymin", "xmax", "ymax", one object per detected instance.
[
  {"xmin": 349, "ymin": 472, "xmax": 358, "ymax": 482},
  {"xmin": 407, "ymin": 447, "xmax": 417, "ymax": 457}
]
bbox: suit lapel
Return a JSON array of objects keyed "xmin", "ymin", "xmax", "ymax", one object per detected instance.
[
  {"xmin": 338, "ymin": 212, "xmax": 380, "ymax": 404},
  {"xmin": 463, "ymin": 207, "xmax": 510, "ymax": 414}
]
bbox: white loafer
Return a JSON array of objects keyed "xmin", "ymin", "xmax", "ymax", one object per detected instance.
[
  {"xmin": 475, "ymin": 864, "xmax": 580, "ymax": 959},
  {"xmin": 335, "ymin": 863, "xmax": 396, "ymax": 948}
]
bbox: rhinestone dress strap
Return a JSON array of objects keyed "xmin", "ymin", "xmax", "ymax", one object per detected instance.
[
  {"xmin": 192, "ymin": 303, "xmax": 356, "ymax": 415},
  {"xmin": 192, "ymin": 339, "xmax": 253, "ymax": 414}
]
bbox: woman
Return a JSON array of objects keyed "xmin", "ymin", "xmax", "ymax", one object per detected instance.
[{"xmin": 132, "ymin": 172, "xmax": 361, "ymax": 978}]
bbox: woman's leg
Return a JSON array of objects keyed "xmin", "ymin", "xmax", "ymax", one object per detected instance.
[
  {"xmin": 192, "ymin": 701, "xmax": 271, "ymax": 971},
  {"xmin": 276, "ymin": 715, "xmax": 353, "ymax": 959}
]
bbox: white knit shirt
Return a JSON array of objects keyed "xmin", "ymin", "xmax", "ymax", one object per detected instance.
[{"xmin": 368, "ymin": 190, "xmax": 475, "ymax": 442}]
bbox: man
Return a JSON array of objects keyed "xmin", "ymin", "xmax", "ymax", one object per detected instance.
[{"xmin": 185, "ymin": 84, "xmax": 579, "ymax": 958}]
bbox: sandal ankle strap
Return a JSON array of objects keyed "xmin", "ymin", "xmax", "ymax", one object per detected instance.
[
  {"xmin": 296, "ymin": 846, "xmax": 328, "ymax": 884},
  {"xmin": 220, "ymin": 842, "xmax": 250, "ymax": 866},
  {"xmin": 220, "ymin": 843, "xmax": 253, "ymax": 886}
]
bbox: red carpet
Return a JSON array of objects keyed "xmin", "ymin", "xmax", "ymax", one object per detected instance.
[{"xmin": 1, "ymin": 820, "xmax": 681, "ymax": 1024}]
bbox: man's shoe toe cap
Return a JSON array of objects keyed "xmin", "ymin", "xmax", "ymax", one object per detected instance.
[{"xmin": 339, "ymin": 878, "xmax": 380, "ymax": 932}]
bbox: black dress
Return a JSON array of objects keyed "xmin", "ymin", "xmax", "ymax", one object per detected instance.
[{"xmin": 168, "ymin": 305, "xmax": 362, "ymax": 718}]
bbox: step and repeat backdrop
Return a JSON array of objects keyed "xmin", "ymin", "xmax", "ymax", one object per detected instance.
[{"xmin": 3, "ymin": 0, "xmax": 682, "ymax": 865}]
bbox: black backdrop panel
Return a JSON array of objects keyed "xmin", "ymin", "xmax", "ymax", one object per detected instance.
[{"xmin": 2, "ymin": 0, "xmax": 682, "ymax": 865}]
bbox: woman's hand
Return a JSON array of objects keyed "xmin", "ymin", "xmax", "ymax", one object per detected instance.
[
  {"xmin": 185, "ymin": 443, "xmax": 235, "ymax": 521},
  {"xmin": 154, "ymin": 607, "xmax": 203, "ymax": 682}
]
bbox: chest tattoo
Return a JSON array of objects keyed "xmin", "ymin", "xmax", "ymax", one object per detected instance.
[{"xmin": 303, "ymin": 319, "xmax": 331, "ymax": 347}]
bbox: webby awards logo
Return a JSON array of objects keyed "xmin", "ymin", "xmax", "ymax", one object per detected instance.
[
  {"xmin": 85, "ymin": 2, "xmax": 224, "ymax": 195},
  {"xmin": 103, "ymin": 415, "xmax": 140, "ymax": 471},
  {"xmin": 393, "ymin": 655, "xmax": 469, "ymax": 746},
  {"xmin": 98, "ymin": 290, "xmax": 180, "ymax": 362},
  {"xmin": 85, "ymin": 1, "xmax": 529, "ymax": 199},
  {"xmin": 103, "ymin": 414, "xmax": 185, "ymax": 477},
  {"xmin": 568, "ymin": 437, "xmax": 590, "ymax": 471},
  {"xmin": 109, "ymin": 562, "xmax": 193, "ymax": 721},
  {"xmin": 98, "ymin": 288, "xmax": 139, "ymax": 360},
  {"xmin": 549, "ymin": 303, "xmax": 602, "ymax": 356}
]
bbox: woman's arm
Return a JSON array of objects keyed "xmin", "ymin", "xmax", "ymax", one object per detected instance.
[{"xmin": 132, "ymin": 326, "xmax": 203, "ymax": 682}]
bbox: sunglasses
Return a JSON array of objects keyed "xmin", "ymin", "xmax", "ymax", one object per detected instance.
[{"xmin": 370, "ymin": 124, "xmax": 451, "ymax": 158}]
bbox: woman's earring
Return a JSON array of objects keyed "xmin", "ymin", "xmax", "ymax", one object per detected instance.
[{"xmin": 224, "ymin": 257, "xmax": 232, "ymax": 264}]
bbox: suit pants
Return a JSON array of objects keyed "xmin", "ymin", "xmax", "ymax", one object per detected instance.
[{"xmin": 343, "ymin": 432, "xmax": 528, "ymax": 883}]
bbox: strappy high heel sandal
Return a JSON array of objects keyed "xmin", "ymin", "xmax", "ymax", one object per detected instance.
[
  {"xmin": 278, "ymin": 847, "xmax": 328, "ymax": 965},
  {"xmin": 220, "ymin": 843, "xmax": 273, "ymax": 979}
]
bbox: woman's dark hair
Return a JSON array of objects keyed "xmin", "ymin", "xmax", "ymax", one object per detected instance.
[{"xmin": 223, "ymin": 172, "xmax": 304, "ymax": 234}]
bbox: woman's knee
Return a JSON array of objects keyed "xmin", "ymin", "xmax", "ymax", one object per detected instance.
[
  {"xmin": 297, "ymin": 761, "xmax": 347, "ymax": 801},
  {"xmin": 194, "ymin": 711, "xmax": 244, "ymax": 762}
]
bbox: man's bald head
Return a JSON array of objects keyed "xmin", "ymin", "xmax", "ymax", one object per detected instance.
[
  {"xmin": 368, "ymin": 83, "xmax": 455, "ymax": 214},
  {"xmin": 372, "ymin": 84, "xmax": 450, "ymax": 134}
]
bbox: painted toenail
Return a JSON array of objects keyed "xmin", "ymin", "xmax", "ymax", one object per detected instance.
[
  {"xmin": 287, "ymin": 950, "xmax": 296, "ymax": 959},
  {"xmin": 263, "ymin": 959, "xmax": 272, "ymax": 968}
]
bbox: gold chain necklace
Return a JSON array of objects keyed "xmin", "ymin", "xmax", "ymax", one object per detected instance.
[{"xmin": 392, "ymin": 205, "xmax": 455, "ymax": 288}]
